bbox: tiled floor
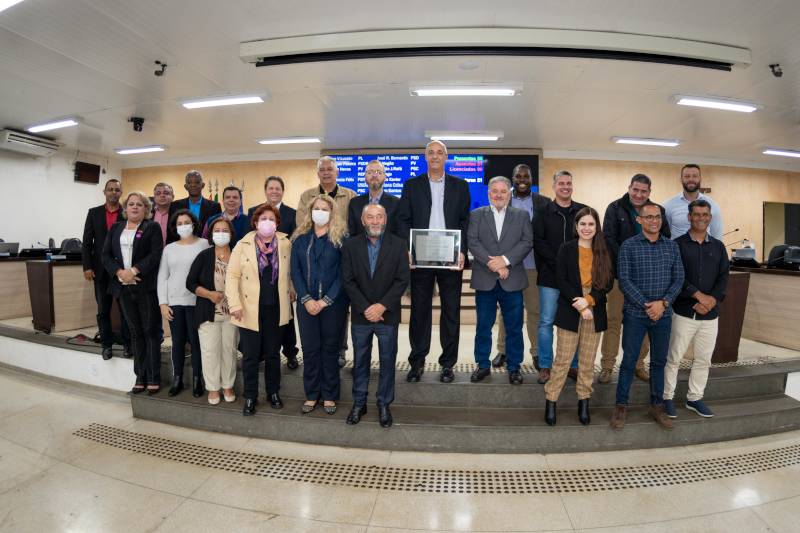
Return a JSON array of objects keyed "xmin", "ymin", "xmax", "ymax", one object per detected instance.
[{"xmin": 0, "ymin": 371, "xmax": 799, "ymax": 532}]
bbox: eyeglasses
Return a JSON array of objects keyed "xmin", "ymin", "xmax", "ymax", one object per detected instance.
[
  {"xmin": 365, "ymin": 170, "xmax": 385, "ymax": 176},
  {"xmin": 639, "ymin": 215, "xmax": 662, "ymax": 222}
]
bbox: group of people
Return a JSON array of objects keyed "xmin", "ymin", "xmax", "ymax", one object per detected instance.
[{"xmin": 82, "ymin": 140, "xmax": 730, "ymax": 432}]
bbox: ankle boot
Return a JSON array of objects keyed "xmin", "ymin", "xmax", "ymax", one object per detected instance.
[
  {"xmin": 578, "ymin": 398, "xmax": 591, "ymax": 426},
  {"xmin": 544, "ymin": 400, "xmax": 557, "ymax": 426},
  {"xmin": 192, "ymin": 375, "xmax": 203, "ymax": 398},
  {"xmin": 168, "ymin": 376, "xmax": 184, "ymax": 397}
]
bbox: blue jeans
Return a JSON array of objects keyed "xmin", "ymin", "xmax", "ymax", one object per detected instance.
[
  {"xmin": 475, "ymin": 283, "xmax": 524, "ymax": 372},
  {"xmin": 351, "ymin": 323, "xmax": 398, "ymax": 408},
  {"xmin": 537, "ymin": 287, "xmax": 577, "ymax": 370},
  {"xmin": 616, "ymin": 312, "xmax": 672, "ymax": 406}
]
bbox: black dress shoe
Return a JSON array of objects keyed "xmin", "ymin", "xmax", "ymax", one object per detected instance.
[
  {"xmin": 545, "ymin": 400, "xmax": 557, "ymax": 426},
  {"xmin": 532, "ymin": 355, "xmax": 541, "ymax": 371},
  {"xmin": 243, "ymin": 398, "xmax": 258, "ymax": 416},
  {"xmin": 491, "ymin": 353, "xmax": 506, "ymax": 367},
  {"xmin": 147, "ymin": 386, "xmax": 160, "ymax": 395},
  {"xmin": 268, "ymin": 393, "xmax": 283, "ymax": 409},
  {"xmin": 346, "ymin": 405, "xmax": 367, "ymax": 425},
  {"xmin": 338, "ymin": 354, "xmax": 347, "ymax": 368},
  {"xmin": 286, "ymin": 356, "xmax": 299, "ymax": 370},
  {"xmin": 471, "ymin": 367, "xmax": 491, "ymax": 382},
  {"xmin": 192, "ymin": 375, "xmax": 203, "ymax": 398},
  {"xmin": 578, "ymin": 398, "xmax": 590, "ymax": 426},
  {"xmin": 406, "ymin": 366, "xmax": 424, "ymax": 382},
  {"xmin": 379, "ymin": 407, "xmax": 393, "ymax": 428},
  {"xmin": 508, "ymin": 370, "xmax": 523, "ymax": 385},
  {"xmin": 123, "ymin": 347, "xmax": 133, "ymax": 358},
  {"xmin": 168, "ymin": 376, "xmax": 184, "ymax": 397},
  {"xmin": 102, "ymin": 348, "xmax": 113, "ymax": 361},
  {"xmin": 440, "ymin": 367, "xmax": 454, "ymax": 383}
]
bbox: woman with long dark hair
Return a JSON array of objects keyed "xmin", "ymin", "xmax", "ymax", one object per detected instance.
[{"xmin": 544, "ymin": 206, "xmax": 613, "ymax": 426}]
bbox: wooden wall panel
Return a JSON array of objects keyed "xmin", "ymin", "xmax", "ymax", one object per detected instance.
[
  {"xmin": 740, "ymin": 273, "xmax": 800, "ymax": 350},
  {"xmin": 0, "ymin": 262, "xmax": 32, "ymax": 319}
]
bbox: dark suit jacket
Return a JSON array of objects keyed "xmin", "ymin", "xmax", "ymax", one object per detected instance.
[
  {"xmin": 395, "ymin": 173, "xmax": 471, "ymax": 256},
  {"xmin": 342, "ymin": 233, "xmax": 410, "ymax": 326},
  {"xmin": 245, "ymin": 203, "xmax": 297, "ymax": 237},
  {"xmin": 82, "ymin": 204, "xmax": 125, "ymax": 277},
  {"xmin": 101, "ymin": 219, "xmax": 164, "ymax": 297},
  {"xmin": 554, "ymin": 240, "xmax": 613, "ymax": 333},
  {"xmin": 603, "ymin": 193, "xmax": 670, "ymax": 272},
  {"xmin": 172, "ymin": 197, "xmax": 221, "ymax": 229},
  {"xmin": 185, "ymin": 247, "xmax": 221, "ymax": 328},
  {"xmin": 348, "ymin": 192, "xmax": 400, "ymax": 236}
]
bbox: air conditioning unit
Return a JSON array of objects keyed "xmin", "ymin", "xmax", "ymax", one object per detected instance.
[{"xmin": 0, "ymin": 129, "xmax": 64, "ymax": 157}]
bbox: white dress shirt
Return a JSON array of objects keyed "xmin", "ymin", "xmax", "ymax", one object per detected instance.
[{"xmin": 490, "ymin": 204, "xmax": 511, "ymax": 266}]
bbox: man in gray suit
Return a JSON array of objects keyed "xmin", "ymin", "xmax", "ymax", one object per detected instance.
[{"xmin": 467, "ymin": 176, "xmax": 534, "ymax": 385}]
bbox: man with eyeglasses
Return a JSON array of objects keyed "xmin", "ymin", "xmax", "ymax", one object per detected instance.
[
  {"xmin": 348, "ymin": 160, "xmax": 400, "ymax": 236},
  {"xmin": 611, "ymin": 203, "xmax": 684, "ymax": 432},
  {"xmin": 662, "ymin": 164, "xmax": 724, "ymax": 240},
  {"xmin": 600, "ymin": 174, "xmax": 671, "ymax": 384},
  {"xmin": 663, "ymin": 199, "xmax": 729, "ymax": 419}
]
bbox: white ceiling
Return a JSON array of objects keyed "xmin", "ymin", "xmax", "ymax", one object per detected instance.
[{"xmin": 1, "ymin": 0, "xmax": 799, "ymax": 170}]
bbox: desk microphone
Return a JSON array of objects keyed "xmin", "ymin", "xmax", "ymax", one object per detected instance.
[
  {"xmin": 722, "ymin": 229, "xmax": 739, "ymax": 238},
  {"xmin": 36, "ymin": 242, "xmax": 49, "ymax": 249},
  {"xmin": 724, "ymin": 239, "xmax": 747, "ymax": 248}
]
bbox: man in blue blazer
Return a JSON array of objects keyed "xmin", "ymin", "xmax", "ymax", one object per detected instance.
[{"xmin": 395, "ymin": 141, "xmax": 470, "ymax": 384}]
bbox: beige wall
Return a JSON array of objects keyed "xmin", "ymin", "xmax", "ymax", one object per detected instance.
[{"xmin": 122, "ymin": 157, "xmax": 800, "ymax": 261}]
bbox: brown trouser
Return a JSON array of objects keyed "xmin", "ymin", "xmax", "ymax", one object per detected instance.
[
  {"xmin": 497, "ymin": 269, "xmax": 539, "ymax": 357},
  {"xmin": 545, "ymin": 287, "xmax": 601, "ymax": 401},
  {"xmin": 600, "ymin": 279, "xmax": 649, "ymax": 371}
]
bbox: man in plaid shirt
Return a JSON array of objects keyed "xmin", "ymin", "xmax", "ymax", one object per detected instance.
[{"xmin": 611, "ymin": 204, "xmax": 684, "ymax": 432}]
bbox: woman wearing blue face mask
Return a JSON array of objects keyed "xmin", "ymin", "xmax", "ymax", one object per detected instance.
[
  {"xmin": 226, "ymin": 204, "xmax": 295, "ymax": 416},
  {"xmin": 291, "ymin": 195, "xmax": 350, "ymax": 415}
]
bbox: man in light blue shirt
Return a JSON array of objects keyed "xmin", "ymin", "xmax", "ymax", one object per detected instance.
[{"xmin": 662, "ymin": 164, "xmax": 723, "ymax": 241}]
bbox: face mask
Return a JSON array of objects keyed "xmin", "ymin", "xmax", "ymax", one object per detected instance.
[
  {"xmin": 176, "ymin": 225, "xmax": 194, "ymax": 239},
  {"xmin": 311, "ymin": 210, "xmax": 330, "ymax": 226},
  {"xmin": 212, "ymin": 233, "xmax": 231, "ymax": 247},
  {"xmin": 258, "ymin": 219, "xmax": 277, "ymax": 238}
]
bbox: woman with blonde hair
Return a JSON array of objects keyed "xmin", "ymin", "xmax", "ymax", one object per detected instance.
[
  {"xmin": 101, "ymin": 191, "xmax": 164, "ymax": 393},
  {"xmin": 291, "ymin": 195, "xmax": 350, "ymax": 414}
]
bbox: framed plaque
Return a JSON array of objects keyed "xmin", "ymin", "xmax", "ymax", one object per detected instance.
[{"xmin": 410, "ymin": 229, "xmax": 461, "ymax": 269}]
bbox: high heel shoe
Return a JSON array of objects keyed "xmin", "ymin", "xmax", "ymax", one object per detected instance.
[
  {"xmin": 323, "ymin": 404, "xmax": 337, "ymax": 415},
  {"xmin": 192, "ymin": 375, "xmax": 203, "ymax": 398},
  {"xmin": 578, "ymin": 398, "xmax": 591, "ymax": 426},
  {"xmin": 545, "ymin": 400, "xmax": 557, "ymax": 426},
  {"xmin": 168, "ymin": 376, "xmax": 184, "ymax": 397}
]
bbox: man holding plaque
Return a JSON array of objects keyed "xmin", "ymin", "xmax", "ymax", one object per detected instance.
[
  {"xmin": 467, "ymin": 176, "xmax": 533, "ymax": 384},
  {"xmin": 396, "ymin": 141, "xmax": 471, "ymax": 384}
]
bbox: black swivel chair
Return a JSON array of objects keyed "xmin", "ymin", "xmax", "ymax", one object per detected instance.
[{"xmin": 60, "ymin": 238, "xmax": 82, "ymax": 253}]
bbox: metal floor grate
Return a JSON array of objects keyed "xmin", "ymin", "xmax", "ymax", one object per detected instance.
[{"xmin": 75, "ymin": 424, "xmax": 800, "ymax": 493}]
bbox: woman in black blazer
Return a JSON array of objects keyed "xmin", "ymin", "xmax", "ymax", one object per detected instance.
[
  {"xmin": 101, "ymin": 191, "xmax": 164, "ymax": 394},
  {"xmin": 543, "ymin": 207, "xmax": 613, "ymax": 427},
  {"xmin": 186, "ymin": 217, "xmax": 238, "ymax": 405}
]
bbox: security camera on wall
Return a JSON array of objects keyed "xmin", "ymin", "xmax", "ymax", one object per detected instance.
[{"xmin": 128, "ymin": 117, "xmax": 145, "ymax": 132}]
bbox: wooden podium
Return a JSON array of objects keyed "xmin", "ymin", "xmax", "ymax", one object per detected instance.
[
  {"xmin": 26, "ymin": 260, "xmax": 97, "ymax": 333},
  {"xmin": 711, "ymin": 271, "xmax": 750, "ymax": 363}
]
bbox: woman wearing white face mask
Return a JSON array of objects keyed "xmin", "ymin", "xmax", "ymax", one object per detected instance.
[
  {"xmin": 157, "ymin": 209, "xmax": 211, "ymax": 397},
  {"xmin": 226, "ymin": 204, "xmax": 295, "ymax": 416},
  {"xmin": 290, "ymin": 195, "xmax": 350, "ymax": 415},
  {"xmin": 187, "ymin": 217, "xmax": 239, "ymax": 404}
]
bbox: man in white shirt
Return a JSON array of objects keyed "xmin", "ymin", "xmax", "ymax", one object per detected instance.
[{"xmin": 662, "ymin": 164, "xmax": 724, "ymax": 241}]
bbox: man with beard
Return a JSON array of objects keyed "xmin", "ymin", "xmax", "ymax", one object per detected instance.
[
  {"xmin": 348, "ymin": 160, "xmax": 400, "ymax": 236},
  {"xmin": 172, "ymin": 170, "xmax": 221, "ymax": 231},
  {"xmin": 662, "ymin": 164, "xmax": 723, "ymax": 240},
  {"xmin": 342, "ymin": 204, "xmax": 410, "ymax": 427},
  {"xmin": 492, "ymin": 164, "xmax": 550, "ymax": 369}
]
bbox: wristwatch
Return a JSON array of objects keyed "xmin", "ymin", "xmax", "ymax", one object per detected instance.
[{"xmin": 661, "ymin": 298, "xmax": 670, "ymax": 309}]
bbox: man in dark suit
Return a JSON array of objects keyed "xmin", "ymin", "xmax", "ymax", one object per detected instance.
[
  {"xmin": 82, "ymin": 179, "xmax": 132, "ymax": 360},
  {"xmin": 395, "ymin": 141, "xmax": 470, "ymax": 384},
  {"xmin": 348, "ymin": 160, "xmax": 400, "ymax": 236},
  {"xmin": 172, "ymin": 170, "xmax": 221, "ymax": 230},
  {"xmin": 245, "ymin": 175, "xmax": 299, "ymax": 369},
  {"xmin": 342, "ymin": 204, "xmax": 410, "ymax": 427},
  {"xmin": 151, "ymin": 182, "xmax": 178, "ymax": 247}
]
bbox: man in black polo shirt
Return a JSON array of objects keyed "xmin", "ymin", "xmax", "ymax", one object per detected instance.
[{"xmin": 663, "ymin": 199, "xmax": 729, "ymax": 419}]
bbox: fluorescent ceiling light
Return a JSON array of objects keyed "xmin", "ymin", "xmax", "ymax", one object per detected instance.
[
  {"xmin": 255, "ymin": 137, "xmax": 323, "ymax": 145},
  {"xmin": 426, "ymin": 131, "xmax": 503, "ymax": 141},
  {"xmin": 411, "ymin": 86, "xmax": 522, "ymax": 97},
  {"xmin": 178, "ymin": 92, "xmax": 270, "ymax": 109},
  {"xmin": 116, "ymin": 146, "xmax": 166, "ymax": 155},
  {"xmin": 612, "ymin": 137, "xmax": 682, "ymax": 147},
  {"xmin": 0, "ymin": 0, "xmax": 25, "ymax": 14},
  {"xmin": 670, "ymin": 94, "xmax": 762, "ymax": 113},
  {"xmin": 763, "ymin": 148, "xmax": 800, "ymax": 159},
  {"xmin": 27, "ymin": 118, "xmax": 82, "ymax": 133}
]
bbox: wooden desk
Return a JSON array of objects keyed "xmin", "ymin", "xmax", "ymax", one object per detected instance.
[
  {"xmin": 26, "ymin": 260, "xmax": 96, "ymax": 333},
  {"xmin": 733, "ymin": 266, "xmax": 800, "ymax": 351},
  {"xmin": 0, "ymin": 258, "xmax": 33, "ymax": 319}
]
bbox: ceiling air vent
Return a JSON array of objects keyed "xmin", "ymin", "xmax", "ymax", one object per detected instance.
[{"xmin": 0, "ymin": 129, "xmax": 64, "ymax": 157}]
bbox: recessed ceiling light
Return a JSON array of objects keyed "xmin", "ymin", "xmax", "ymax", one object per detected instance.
[
  {"xmin": 410, "ymin": 86, "xmax": 521, "ymax": 96},
  {"xmin": 255, "ymin": 137, "xmax": 323, "ymax": 145},
  {"xmin": 763, "ymin": 148, "xmax": 800, "ymax": 159},
  {"xmin": 0, "ymin": 0, "xmax": 25, "ymax": 14},
  {"xmin": 612, "ymin": 137, "xmax": 682, "ymax": 147},
  {"xmin": 669, "ymin": 95, "xmax": 762, "ymax": 113},
  {"xmin": 115, "ymin": 146, "xmax": 166, "ymax": 155},
  {"xmin": 27, "ymin": 118, "xmax": 82, "ymax": 133},
  {"xmin": 426, "ymin": 131, "xmax": 503, "ymax": 141},
  {"xmin": 178, "ymin": 92, "xmax": 270, "ymax": 109}
]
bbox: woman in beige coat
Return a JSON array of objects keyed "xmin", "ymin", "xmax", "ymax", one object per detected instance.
[{"xmin": 226, "ymin": 204, "xmax": 294, "ymax": 416}]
